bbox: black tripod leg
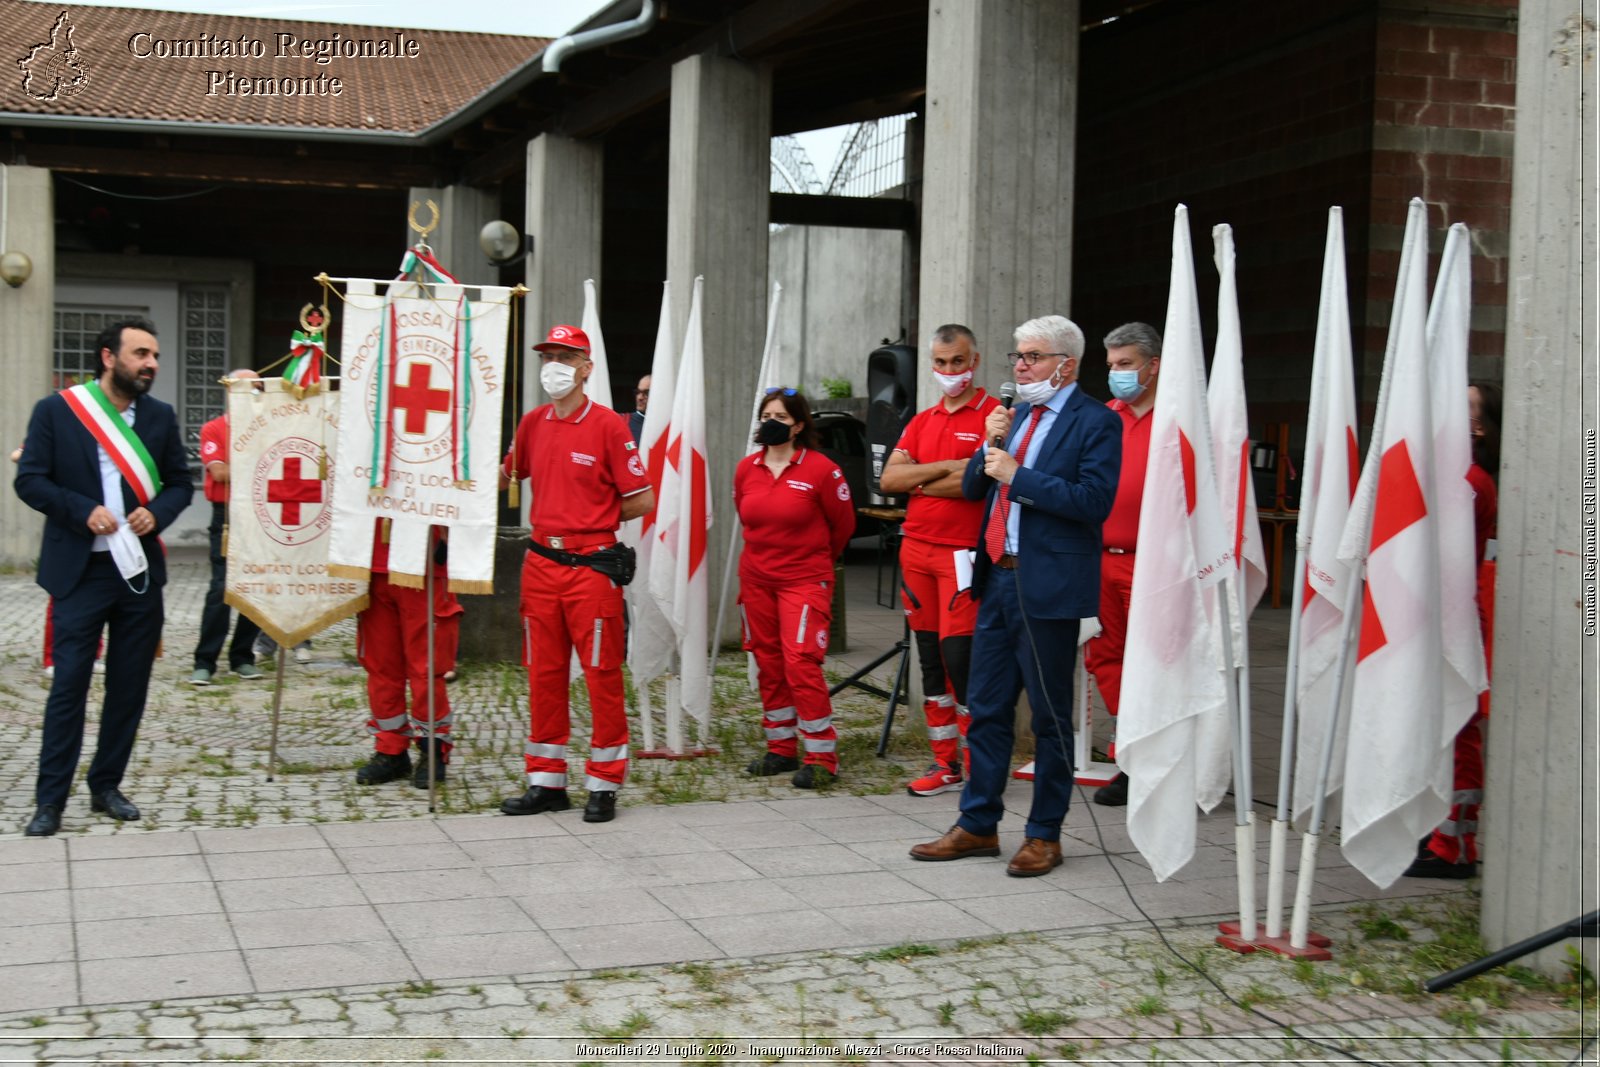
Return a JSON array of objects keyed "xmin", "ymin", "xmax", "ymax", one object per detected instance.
[
  {"xmin": 829, "ymin": 642, "xmax": 902, "ymax": 700},
  {"xmin": 875, "ymin": 637, "xmax": 913, "ymax": 758},
  {"xmin": 1425, "ymin": 909, "xmax": 1599, "ymax": 993}
]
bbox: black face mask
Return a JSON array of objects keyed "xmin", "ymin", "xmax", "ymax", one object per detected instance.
[{"xmin": 755, "ymin": 419, "xmax": 793, "ymax": 446}]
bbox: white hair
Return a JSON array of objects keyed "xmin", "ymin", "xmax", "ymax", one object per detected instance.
[{"xmin": 1014, "ymin": 315, "xmax": 1084, "ymax": 361}]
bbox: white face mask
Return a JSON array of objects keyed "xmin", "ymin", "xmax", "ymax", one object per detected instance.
[
  {"xmin": 540, "ymin": 360, "xmax": 580, "ymax": 400},
  {"xmin": 1015, "ymin": 360, "xmax": 1067, "ymax": 407},
  {"xmin": 106, "ymin": 523, "xmax": 148, "ymax": 583},
  {"xmin": 932, "ymin": 368, "xmax": 974, "ymax": 398}
]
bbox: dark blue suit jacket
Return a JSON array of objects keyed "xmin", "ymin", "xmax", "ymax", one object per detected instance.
[
  {"xmin": 962, "ymin": 385, "xmax": 1121, "ymax": 619},
  {"xmin": 14, "ymin": 391, "xmax": 194, "ymax": 598}
]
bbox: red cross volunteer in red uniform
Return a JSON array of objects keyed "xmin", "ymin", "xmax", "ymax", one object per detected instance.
[
  {"xmin": 500, "ymin": 325, "xmax": 654, "ymax": 824},
  {"xmin": 877, "ymin": 324, "xmax": 999, "ymax": 795},
  {"xmin": 736, "ymin": 388, "xmax": 856, "ymax": 788},
  {"xmin": 354, "ymin": 519, "xmax": 454, "ymax": 790}
]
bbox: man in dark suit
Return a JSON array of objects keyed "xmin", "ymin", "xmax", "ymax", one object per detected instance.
[
  {"xmin": 909, "ymin": 315, "xmax": 1120, "ymax": 877},
  {"xmin": 14, "ymin": 317, "xmax": 194, "ymax": 836}
]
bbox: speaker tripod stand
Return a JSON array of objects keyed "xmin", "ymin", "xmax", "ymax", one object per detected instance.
[{"xmin": 828, "ymin": 616, "xmax": 912, "ymax": 759}]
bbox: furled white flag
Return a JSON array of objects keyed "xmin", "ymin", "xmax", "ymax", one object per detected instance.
[
  {"xmin": 1118, "ymin": 205, "xmax": 1235, "ymax": 882},
  {"xmin": 650, "ymin": 276, "xmax": 713, "ymax": 728},
  {"xmin": 1427, "ymin": 224, "xmax": 1490, "ymax": 723},
  {"xmin": 1209, "ymin": 224, "xmax": 1268, "ymax": 633},
  {"xmin": 580, "ymin": 278, "xmax": 614, "ymax": 411},
  {"xmin": 1336, "ymin": 198, "xmax": 1483, "ymax": 887},
  {"xmin": 1291, "ymin": 207, "xmax": 1362, "ymax": 822},
  {"xmin": 628, "ymin": 283, "xmax": 678, "ymax": 687}
]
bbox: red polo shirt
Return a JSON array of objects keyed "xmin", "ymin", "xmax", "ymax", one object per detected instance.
[
  {"xmin": 734, "ymin": 447, "xmax": 855, "ymax": 584},
  {"xmin": 503, "ymin": 398, "xmax": 650, "ymax": 537},
  {"xmin": 1102, "ymin": 398, "xmax": 1154, "ymax": 551},
  {"xmin": 892, "ymin": 389, "xmax": 999, "ymax": 547},
  {"xmin": 199, "ymin": 414, "xmax": 229, "ymax": 503}
]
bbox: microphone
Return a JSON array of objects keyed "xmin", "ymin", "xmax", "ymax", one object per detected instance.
[{"xmin": 994, "ymin": 381, "xmax": 1017, "ymax": 447}]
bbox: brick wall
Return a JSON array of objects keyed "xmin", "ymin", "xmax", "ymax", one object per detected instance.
[{"xmin": 1072, "ymin": 0, "xmax": 1515, "ymax": 446}]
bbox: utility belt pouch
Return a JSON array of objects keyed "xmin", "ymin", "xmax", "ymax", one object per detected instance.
[{"xmin": 528, "ymin": 541, "xmax": 636, "ymax": 586}]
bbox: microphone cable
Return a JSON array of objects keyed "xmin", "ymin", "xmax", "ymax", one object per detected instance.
[{"xmin": 990, "ymin": 501, "xmax": 1386, "ymax": 1066}]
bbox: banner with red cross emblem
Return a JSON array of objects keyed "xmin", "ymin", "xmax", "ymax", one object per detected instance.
[
  {"xmin": 224, "ymin": 378, "xmax": 367, "ymax": 646},
  {"xmin": 327, "ymin": 277, "xmax": 511, "ymax": 592}
]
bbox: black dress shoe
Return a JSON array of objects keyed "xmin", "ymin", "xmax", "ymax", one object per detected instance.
[
  {"xmin": 25, "ymin": 804, "xmax": 61, "ymax": 837},
  {"xmin": 90, "ymin": 789, "xmax": 140, "ymax": 821},
  {"xmin": 501, "ymin": 786, "xmax": 572, "ymax": 816},
  {"xmin": 582, "ymin": 791, "xmax": 617, "ymax": 823},
  {"xmin": 1093, "ymin": 772, "xmax": 1128, "ymax": 807}
]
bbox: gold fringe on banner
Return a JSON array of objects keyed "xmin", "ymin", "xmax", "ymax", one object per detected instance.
[
  {"xmin": 227, "ymin": 591, "xmax": 369, "ymax": 650},
  {"xmin": 327, "ymin": 563, "xmax": 372, "ymax": 582},
  {"xmin": 387, "ymin": 570, "xmax": 426, "ymax": 590},
  {"xmin": 447, "ymin": 578, "xmax": 496, "ymax": 596}
]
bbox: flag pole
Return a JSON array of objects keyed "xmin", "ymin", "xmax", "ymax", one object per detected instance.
[
  {"xmin": 1266, "ymin": 545, "xmax": 1308, "ymax": 939},
  {"xmin": 1290, "ymin": 573, "xmax": 1364, "ymax": 950},
  {"xmin": 1214, "ymin": 579, "xmax": 1255, "ymax": 944},
  {"xmin": 267, "ymin": 652, "xmax": 286, "ymax": 781},
  {"xmin": 1233, "ymin": 571, "xmax": 1258, "ymax": 944},
  {"xmin": 425, "ymin": 554, "xmax": 438, "ymax": 814}
]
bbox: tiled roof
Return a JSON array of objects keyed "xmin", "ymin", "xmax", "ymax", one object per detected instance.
[{"xmin": 3, "ymin": 0, "xmax": 546, "ymax": 133}]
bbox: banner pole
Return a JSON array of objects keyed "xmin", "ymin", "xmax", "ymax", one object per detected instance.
[
  {"xmin": 1266, "ymin": 545, "xmax": 1310, "ymax": 939},
  {"xmin": 426, "ymin": 557, "xmax": 438, "ymax": 814},
  {"xmin": 267, "ymin": 652, "xmax": 286, "ymax": 781}
]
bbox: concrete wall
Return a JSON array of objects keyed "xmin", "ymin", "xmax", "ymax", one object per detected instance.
[
  {"xmin": 1480, "ymin": 0, "xmax": 1596, "ymax": 976},
  {"xmin": 0, "ymin": 165, "xmax": 53, "ymax": 568},
  {"xmin": 767, "ymin": 224, "xmax": 907, "ymax": 399}
]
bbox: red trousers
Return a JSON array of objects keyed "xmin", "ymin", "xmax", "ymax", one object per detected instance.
[
  {"xmin": 358, "ymin": 573, "xmax": 452, "ymax": 757},
  {"xmin": 740, "ymin": 575, "xmax": 838, "ymax": 772},
  {"xmin": 898, "ymin": 535, "xmax": 978, "ymax": 769},
  {"xmin": 1428, "ymin": 559, "xmax": 1495, "ymax": 864},
  {"xmin": 520, "ymin": 551, "xmax": 628, "ymax": 792},
  {"xmin": 1084, "ymin": 550, "xmax": 1136, "ymax": 721}
]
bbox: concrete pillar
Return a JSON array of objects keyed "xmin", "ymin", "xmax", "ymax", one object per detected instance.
[
  {"xmin": 403, "ymin": 184, "xmax": 499, "ymax": 287},
  {"xmin": 667, "ymin": 52, "xmax": 773, "ymax": 634},
  {"xmin": 1480, "ymin": 1, "xmax": 1597, "ymax": 975},
  {"xmin": 916, "ymin": 0, "xmax": 1078, "ymax": 408},
  {"xmin": 523, "ymin": 134, "xmax": 604, "ymax": 420},
  {"xmin": 0, "ymin": 165, "xmax": 54, "ymax": 568}
]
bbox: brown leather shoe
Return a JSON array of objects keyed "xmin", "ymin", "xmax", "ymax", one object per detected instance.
[
  {"xmin": 1006, "ymin": 837, "xmax": 1063, "ymax": 877},
  {"xmin": 909, "ymin": 825, "xmax": 1000, "ymax": 862}
]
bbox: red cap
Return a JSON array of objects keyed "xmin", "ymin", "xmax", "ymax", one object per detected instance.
[{"xmin": 533, "ymin": 324, "xmax": 590, "ymax": 355}]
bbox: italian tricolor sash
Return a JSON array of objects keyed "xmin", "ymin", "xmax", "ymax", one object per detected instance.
[{"xmin": 62, "ymin": 381, "xmax": 162, "ymax": 506}]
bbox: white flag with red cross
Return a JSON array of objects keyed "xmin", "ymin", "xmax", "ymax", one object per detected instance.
[
  {"xmin": 649, "ymin": 276, "xmax": 713, "ymax": 726},
  {"xmin": 1118, "ymin": 205, "xmax": 1235, "ymax": 882},
  {"xmin": 1291, "ymin": 207, "xmax": 1363, "ymax": 821},
  {"xmin": 628, "ymin": 282, "xmax": 679, "ymax": 686},
  {"xmin": 1336, "ymin": 199, "xmax": 1483, "ymax": 887},
  {"xmin": 327, "ymin": 271, "xmax": 511, "ymax": 592}
]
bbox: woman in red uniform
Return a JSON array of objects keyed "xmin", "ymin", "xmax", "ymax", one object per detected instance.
[{"xmin": 735, "ymin": 388, "xmax": 856, "ymax": 788}]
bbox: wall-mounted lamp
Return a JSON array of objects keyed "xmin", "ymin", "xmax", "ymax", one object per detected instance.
[
  {"xmin": 0, "ymin": 251, "xmax": 31, "ymax": 288},
  {"xmin": 479, "ymin": 220, "xmax": 533, "ymax": 268}
]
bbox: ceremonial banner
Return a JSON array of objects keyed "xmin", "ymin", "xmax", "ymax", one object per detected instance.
[
  {"xmin": 328, "ymin": 277, "xmax": 511, "ymax": 591},
  {"xmin": 225, "ymin": 378, "xmax": 366, "ymax": 647}
]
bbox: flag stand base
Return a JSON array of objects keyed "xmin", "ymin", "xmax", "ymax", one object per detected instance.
[
  {"xmin": 1012, "ymin": 761, "xmax": 1034, "ymax": 781},
  {"xmin": 1075, "ymin": 759, "xmax": 1119, "ymax": 786},
  {"xmin": 1216, "ymin": 922, "xmax": 1333, "ymax": 959},
  {"xmin": 636, "ymin": 747, "xmax": 719, "ymax": 761}
]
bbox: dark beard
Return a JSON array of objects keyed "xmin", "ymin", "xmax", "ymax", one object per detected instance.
[{"xmin": 109, "ymin": 362, "xmax": 152, "ymax": 397}]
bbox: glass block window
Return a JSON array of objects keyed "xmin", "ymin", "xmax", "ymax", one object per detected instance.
[
  {"xmin": 180, "ymin": 285, "xmax": 230, "ymax": 461},
  {"xmin": 53, "ymin": 304, "xmax": 146, "ymax": 393}
]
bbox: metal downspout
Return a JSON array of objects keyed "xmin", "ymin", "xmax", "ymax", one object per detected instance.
[{"xmin": 542, "ymin": 0, "xmax": 658, "ymax": 73}]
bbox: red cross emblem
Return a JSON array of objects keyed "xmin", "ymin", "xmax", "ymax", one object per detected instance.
[
  {"xmin": 391, "ymin": 361, "xmax": 452, "ymax": 435},
  {"xmin": 1357, "ymin": 438, "xmax": 1429, "ymax": 662},
  {"xmin": 267, "ymin": 456, "xmax": 323, "ymax": 526}
]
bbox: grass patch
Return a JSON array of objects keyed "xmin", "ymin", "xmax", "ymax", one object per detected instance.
[{"xmin": 857, "ymin": 942, "xmax": 941, "ymax": 963}]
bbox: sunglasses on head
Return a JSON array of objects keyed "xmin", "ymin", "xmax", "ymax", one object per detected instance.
[{"xmin": 764, "ymin": 387, "xmax": 798, "ymax": 397}]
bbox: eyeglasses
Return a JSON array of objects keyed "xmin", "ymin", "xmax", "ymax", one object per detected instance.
[
  {"xmin": 1006, "ymin": 351, "xmax": 1072, "ymax": 367},
  {"xmin": 764, "ymin": 387, "xmax": 798, "ymax": 397}
]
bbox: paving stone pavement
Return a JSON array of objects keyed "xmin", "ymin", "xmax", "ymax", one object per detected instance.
[{"xmin": 0, "ymin": 548, "xmax": 1587, "ymax": 1063}]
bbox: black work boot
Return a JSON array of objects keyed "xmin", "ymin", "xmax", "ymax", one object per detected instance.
[
  {"xmin": 411, "ymin": 741, "xmax": 448, "ymax": 789},
  {"xmin": 501, "ymin": 786, "xmax": 572, "ymax": 816},
  {"xmin": 583, "ymin": 791, "xmax": 617, "ymax": 823},
  {"xmin": 746, "ymin": 752, "xmax": 800, "ymax": 776},
  {"xmin": 356, "ymin": 750, "xmax": 412, "ymax": 785}
]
